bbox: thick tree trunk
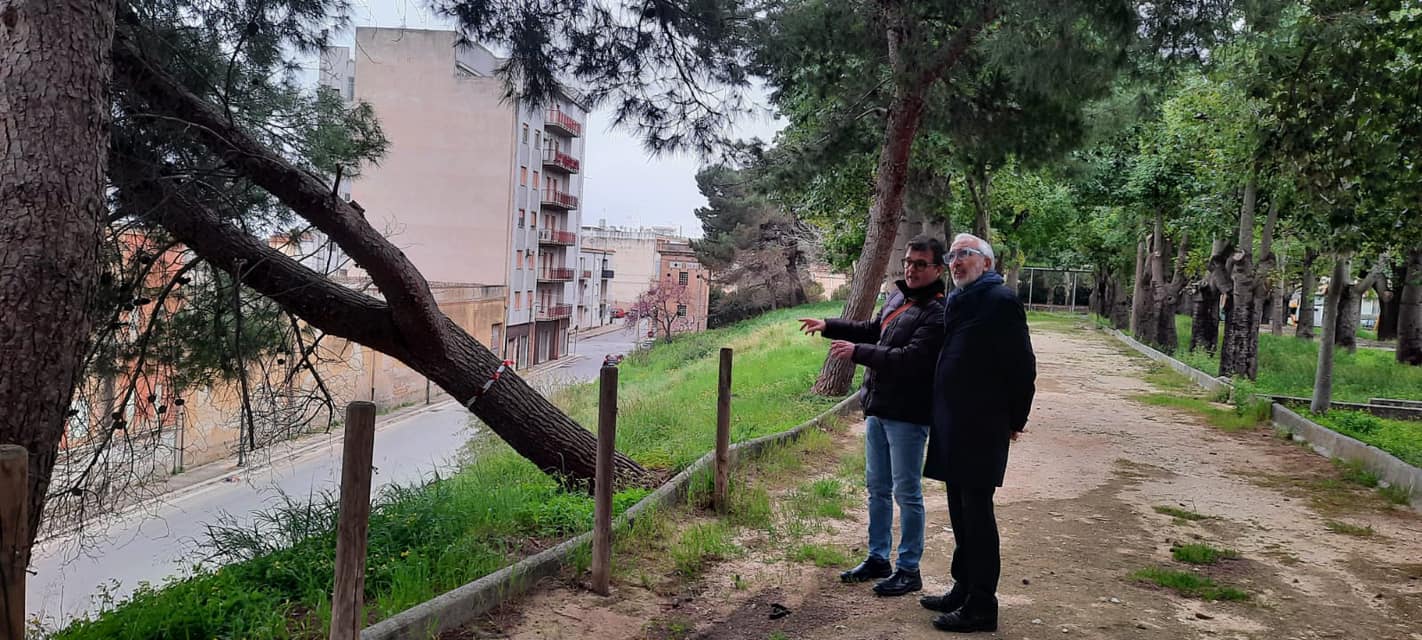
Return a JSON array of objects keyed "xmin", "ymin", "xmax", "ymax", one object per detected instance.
[
  {"xmin": 1270, "ymin": 281, "xmax": 1287, "ymax": 336},
  {"xmin": 886, "ymin": 207, "xmax": 922, "ymax": 288},
  {"xmin": 1220, "ymin": 176, "xmax": 1260, "ymax": 379},
  {"xmin": 1376, "ymin": 259, "xmax": 1405, "ymax": 341},
  {"xmin": 1130, "ymin": 230, "xmax": 1148, "ymax": 337},
  {"xmin": 111, "ymin": 31, "xmax": 651, "ymax": 486},
  {"xmin": 1397, "ymin": 248, "xmax": 1422, "ymax": 365},
  {"xmin": 1006, "ymin": 265, "xmax": 1021, "ymax": 299},
  {"xmin": 1311, "ymin": 256, "xmax": 1349, "ymax": 413},
  {"xmin": 1110, "ymin": 273, "xmax": 1131, "ymax": 329},
  {"xmin": 1191, "ymin": 284, "xmax": 1220, "ymax": 354},
  {"xmin": 0, "ymin": 0, "xmax": 114, "ymax": 553},
  {"xmin": 1335, "ymin": 285, "xmax": 1362, "ymax": 352},
  {"xmin": 966, "ymin": 165, "xmax": 993, "ymax": 242},
  {"xmin": 811, "ymin": 88, "xmax": 925, "ymax": 396},
  {"xmin": 1296, "ymin": 248, "xmax": 1319, "ymax": 339},
  {"xmin": 809, "ymin": 4, "xmax": 994, "ymax": 396},
  {"xmin": 1145, "ymin": 212, "xmax": 1185, "ymax": 354},
  {"xmin": 1334, "ymin": 260, "xmax": 1383, "ymax": 354}
]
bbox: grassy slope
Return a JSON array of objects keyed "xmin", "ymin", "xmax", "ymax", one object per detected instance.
[{"xmin": 56, "ymin": 302, "xmax": 852, "ymax": 639}]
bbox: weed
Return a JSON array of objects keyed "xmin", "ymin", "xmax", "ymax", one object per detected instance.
[
  {"xmin": 1153, "ymin": 505, "xmax": 1210, "ymax": 521},
  {"xmin": 1171, "ymin": 543, "xmax": 1239, "ymax": 565},
  {"xmin": 1379, "ymin": 484, "xmax": 1413, "ymax": 506},
  {"xmin": 768, "ymin": 632, "xmax": 791, "ymax": 640},
  {"xmin": 670, "ymin": 522, "xmax": 739, "ymax": 577},
  {"xmin": 1135, "ymin": 393, "xmax": 1266, "ymax": 431},
  {"xmin": 1324, "ymin": 520, "xmax": 1375, "ymax": 537},
  {"xmin": 732, "ymin": 574, "xmax": 747, "ymax": 590},
  {"xmin": 1332, "ymin": 458, "xmax": 1379, "ymax": 488},
  {"xmin": 728, "ymin": 485, "xmax": 774, "ymax": 530},
  {"xmin": 790, "ymin": 543, "xmax": 851, "ymax": 568},
  {"xmin": 1130, "ymin": 567, "xmax": 1248, "ymax": 601}
]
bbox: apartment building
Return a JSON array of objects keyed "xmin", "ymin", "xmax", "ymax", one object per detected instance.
[
  {"xmin": 576, "ymin": 246, "xmax": 615, "ymax": 330},
  {"xmin": 320, "ymin": 27, "xmax": 588, "ymax": 369},
  {"xmin": 582, "ymin": 224, "xmax": 710, "ymax": 335}
]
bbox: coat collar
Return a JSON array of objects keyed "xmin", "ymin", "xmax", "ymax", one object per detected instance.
[{"xmin": 894, "ymin": 277, "xmax": 947, "ymax": 303}]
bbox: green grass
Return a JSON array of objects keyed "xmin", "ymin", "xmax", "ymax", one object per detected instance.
[
  {"xmin": 58, "ymin": 303, "xmax": 850, "ymax": 639},
  {"xmin": 1379, "ymin": 484, "xmax": 1414, "ymax": 505},
  {"xmin": 1308, "ymin": 411, "xmax": 1422, "ymax": 468},
  {"xmin": 1116, "ymin": 315, "xmax": 1422, "ymax": 468},
  {"xmin": 1171, "ymin": 543, "xmax": 1239, "ymax": 565},
  {"xmin": 1135, "ymin": 392, "xmax": 1270, "ymax": 432},
  {"xmin": 1324, "ymin": 520, "xmax": 1376, "ymax": 537},
  {"xmin": 1332, "ymin": 457, "xmax": 1380, "ymax": 488},
  {"xmin": 1130, "ymin": 567, "xmax": 1249, "ymax": 601},
  {"xmin": 1153, "ymin": 505, "xmax": 1211, "ymax": 521},
  {"xmin": 670, "ymin": 521, "xmax": 740, "ymax": 577},
  {"xmin": 1162, "ymin": 314, "xmax": 1422, "ymax": 404},
  {"xmin": 789, "ymin": 542, "xmax": 852, "ymax": 568}
]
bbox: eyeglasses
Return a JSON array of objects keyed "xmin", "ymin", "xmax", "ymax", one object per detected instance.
[
  {"xmin": 946, "ymin": 248, "xmax": 985, "ymax": 263},
  {"xmin": 901, "ymin": 258, "xmax": 940, "ymax": 271}
]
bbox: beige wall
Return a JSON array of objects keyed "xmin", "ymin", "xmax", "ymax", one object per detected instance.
[
  {"xmin": 348, "ymin": 28, "xmax": 515, "ymax": 287},
  {"xmin": 583, "ymin": 227, "xmax": 670, "ymax": 311}
]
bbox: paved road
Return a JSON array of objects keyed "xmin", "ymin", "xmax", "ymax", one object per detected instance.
[{"xmin": 27, "ymin": 328, "xmax": 644, "ymax": 627}]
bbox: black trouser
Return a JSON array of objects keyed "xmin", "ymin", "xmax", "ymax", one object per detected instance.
[{"xmin": 946, "ymin": 484, "xmax": 999, "ymax": 611}]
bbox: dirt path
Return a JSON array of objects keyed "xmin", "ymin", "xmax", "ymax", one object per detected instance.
[{"xmin": 464, "ymin": 323, "xmax": 1422, "ymax": 640}]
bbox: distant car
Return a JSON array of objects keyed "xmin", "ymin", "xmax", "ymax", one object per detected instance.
[{"xmin": 611, "ymin": 307, "xmax": 627, "ymax": 318}]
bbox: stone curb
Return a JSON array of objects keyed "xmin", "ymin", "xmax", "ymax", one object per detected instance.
[
  {"xmin": 361, "ymin": 393, "xmax": 863, "ymax": 640},
  {"xmin": 1098, "ymin": 326, "xmax": 1420, "ymax": 509}
]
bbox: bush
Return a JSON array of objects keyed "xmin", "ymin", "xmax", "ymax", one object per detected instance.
[{"xmin": 1329, "ymin": 411, "xmax": 1384, "ymax": 436}]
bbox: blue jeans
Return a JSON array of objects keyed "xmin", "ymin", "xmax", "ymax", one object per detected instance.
[{"xmin": 864, "ymin": 415, "xmax": 929, "ymax": 571}]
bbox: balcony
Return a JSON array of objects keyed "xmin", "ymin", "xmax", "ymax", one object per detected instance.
[
  {"xmin": 537, "ymin": 228, "xmax": 576, "ymax": 246},
  {"xmin": 541, "ymin": 190, "xmax": 578, "ymax": 210},
  {"xmin": 535, "ymin": 303, "xmax": 573, "ymax": 321},
  {"xmin": 538, "ymin": 267, "xmax": 575, "ymax": 282},
  {"xmin": 579, "ymin": 269, "xmax": 593, "ymax": 280},
  {"xmin": 542, "ymin": 148, "xmax": 580, "ymax": 174},
  {"xmin": 545, "ymin": 109, "xmax": 582, "ymax": 137},
  {"xmin": 601, "ymin": 269, "xmax": 615, "ymax": 280}
]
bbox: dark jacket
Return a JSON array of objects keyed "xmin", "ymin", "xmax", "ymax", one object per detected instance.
[
  {"xmin": 822, "ymin": 279, "xmax": 946, "ymax": 425},
  {"xmin": 925, "ymin": 274, "xmax": 1037, "ymax": 487}
]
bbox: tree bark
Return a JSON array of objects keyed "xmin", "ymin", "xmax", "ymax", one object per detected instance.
[
  {"xmin": 1334, "ymin": 259, "xmax": 1384, "ymax": 354},
  {"xmin": 1297, "ymin": 247, "xmax": 1318, "ymax": 339},
  {"xmin": 1376, "ymin": 258, "xmax": 1405, "ymax": 341},
  {"xmin": 1191, "ymin": 284, "xmax": 1221, "ymax": 354},
  {"xmin": 1397, "ymin": 247, "xmax": 1422, "ymax": 365},
  {"xmin": 1311, "ymin": 256, "xmax": 1349, "ymax": 413},
  {"xmin": 110, "ymin": 28, "xmax": 651, "ymax": 486},
  {"xmin": 1220, "ymin": 175, "xmax": 1260, "ymax": 379},
  {"xmin": 1270, "ymin": 279, "xmax": 1287, "ymax": 336},
  {"xmin": 0, "ymin": 0, "xmax": 115, "ymax": 552},
  {"xmin": 810, "ymin": 4, "xmax": 995, "ymax": 396},
  {"xmin": 1130, "ymin": 227, "xmax": 1148, "ymax": 336},
  {"xmin": 966, "ymin": 165, "xmax": 993, "ymax": 241}
]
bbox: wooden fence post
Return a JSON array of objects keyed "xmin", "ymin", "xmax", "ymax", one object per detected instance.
[
  {"xmin": 591, "ymin": 365, "xmax": 618, "ymax": 595},
  {"xmin": 714, "ymin": 347, "xmax": 733, "ymax": 514},
  {"xmin": 330, "ymin": 402, "xmax": 377, "ymax": 640},
  {"xmin": 1, "ymin": 445, "xmax": 29, "ymax": 640}
]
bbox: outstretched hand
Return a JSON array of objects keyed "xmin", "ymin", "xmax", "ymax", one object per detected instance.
[
  {"xmin": 828, "ymin": 340, "xmax": 856, "ymax": 360},
  {"xmin": 798, "ymin": 318, "xmax": 826, "ymax": 335}
]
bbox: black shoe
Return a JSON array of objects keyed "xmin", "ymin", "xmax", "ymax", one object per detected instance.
[
  {"xmin": 931, "ymin": 609, "xmax": 998, "ymax": 633},
  {"xmin": 873, "ymin": 568, "xmax": 922, "ymax": 596},
  {"xmin": 840, "ymin": 556, "xmax": 892, "ymax": 583},
  {"xmin": 920, "ymin": 588, "xmax": 967, "ymax": 613}
]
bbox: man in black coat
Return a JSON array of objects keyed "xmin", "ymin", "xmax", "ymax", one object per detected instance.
[
  {"xmin": 919, "ymin": 233, "xmax": 1036, "ymax": 633},
  {"xmin": 799, "ymin": 235, "xmax": 947, "ymax": 597}
]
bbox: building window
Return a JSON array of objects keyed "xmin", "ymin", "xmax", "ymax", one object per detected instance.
[
  {"xmin": 526, "ymin": 252, "xmax": 534, "ymax": 268},
  {"xmin": 677, "ymin": 304, "xmax": 687, "ymax": 317},
  {"xmin": 345, "ymin": 76, "xmax": 355, "ymax": 100},
  {"xmin": 532, "ymin": 171, "xmax": 539, "ymax": 190},
  {"xmin": 535, "ymin": 131, "xmax": 541, "ymax": 148},
  {"xmin": 522, "ymin": 123, "xmax": 529, "ymax": 144},
  {"xmin": 530, "ymin": 212, "xmax": 537, "ymax": 228},
  {"xmin": 518, "ymin": 209, "xmax": 525, "ymax": 228},
  {"xmin": 520, "ymin": 166, "xmax": 527, "ymax": 186},
  {"xmin": 679, "ymin": 271, "xmax": 689, "ymax": 285},
  {"xmin": 514, "ymin": 291, "xmax": 522, "ymax": 309},
  {"xmin": 515, "ymin": 249, "xmax": 523, "ymax": 268}
]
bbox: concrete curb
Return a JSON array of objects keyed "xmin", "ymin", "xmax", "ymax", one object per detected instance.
[
  {"xmin": 361, "ymin": 393, "xmax": 863, "ymax": 640},
  {"xmin": 1101, "ymin": 327, "xmax": 1231, "ymax": 396},
  {"xmin": 1271, "ymin": 403, "xmax": 1422, "ymax": 501},
  {"xmin": 1098, "ymin": 326, "xmax": 1420, "ymax": 509}
]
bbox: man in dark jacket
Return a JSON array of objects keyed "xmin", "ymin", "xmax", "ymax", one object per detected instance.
[
  {"xmin": 919, "ymin": 233, "xmax": 1036, "ymax": 633},
  {"xmin": 799, "ymin": 235, "xmax": 947, "ymax": 597}
]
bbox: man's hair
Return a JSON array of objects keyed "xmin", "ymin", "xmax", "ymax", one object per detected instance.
[
  {"xmin": 952, "ymin": 233, "xmax": 995, "ymax": 265},
  {"xmin": 906, "ymin": 235, "xmax": 947, "ymax": 266}
]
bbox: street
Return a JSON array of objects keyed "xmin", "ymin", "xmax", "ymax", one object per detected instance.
[{"xmin": 27, "ymin": 327, "xmax": 643, "ymax": 627}]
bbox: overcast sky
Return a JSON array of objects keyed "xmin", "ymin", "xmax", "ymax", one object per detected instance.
[{"xmin": 337, "ymin": 0, "xmax": 785, "ymax": 238}]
